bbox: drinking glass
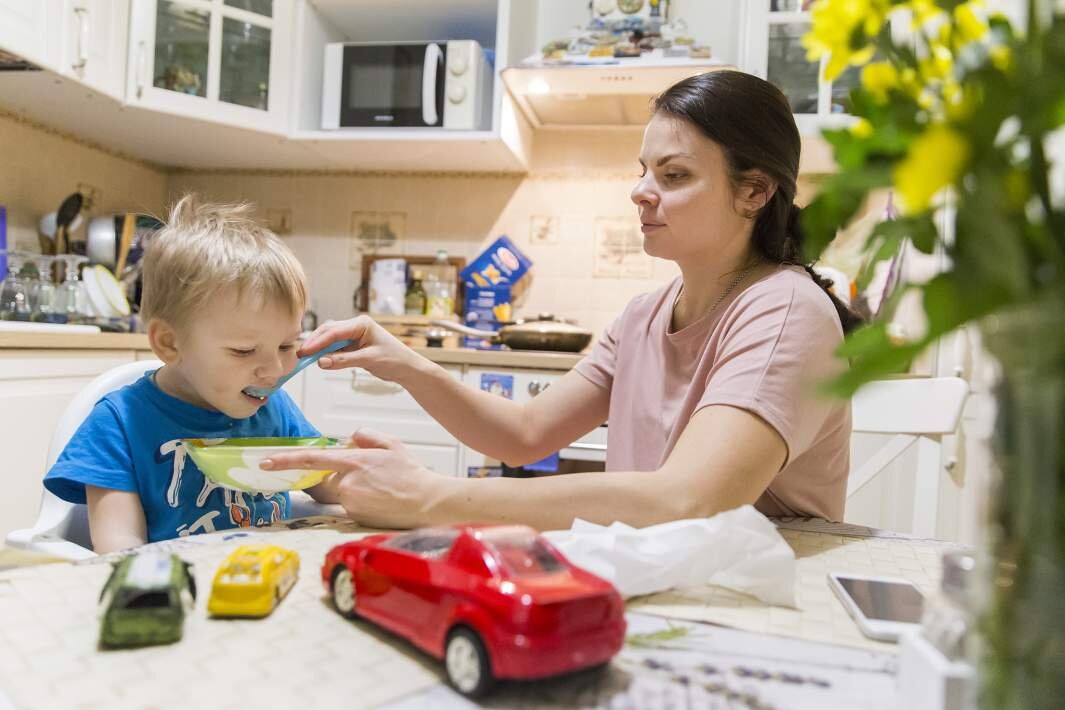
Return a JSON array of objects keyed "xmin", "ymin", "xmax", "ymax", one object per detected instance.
[
  {"xmin": 30, "ymin": 255, "xmax": 64, "ymax": 323},
  {"xmin": 56, "ymin": 255, "xmax": 90, "ymax": 323},
  {"xmin": 0, "ymin": 250, "xmax": 32, "ymax": 321}
]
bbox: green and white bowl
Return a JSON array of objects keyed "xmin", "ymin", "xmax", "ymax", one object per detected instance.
[{"xmin": 183, "ymin": 437, "xmax": 340, "ymax": 494}]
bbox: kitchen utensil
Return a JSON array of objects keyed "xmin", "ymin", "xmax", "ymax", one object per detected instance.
[
  {"xmin": 431, "ymin": 315, "xmax": 592, "ymax": 353},
  {"xmin": 183, "ymin": 436, "xmax": 342, "ymax": 494},
  {"xmin": 115, "ymin": 213, "xmax": 136, "ymax": 276},
  {"xmin": 86, "ymin": 215, "xmax": 117, "ymax": 267},
  {"xmin": 53, "ymin": 193, "xmax": 84, "ymax": 255},
  {"xmin": 242, "ymin": 338, "xmax": 354, "ymax": 398}
]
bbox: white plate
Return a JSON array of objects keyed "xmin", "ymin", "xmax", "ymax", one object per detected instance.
[
  {"xmin": 81, "ymin": 264, "xmax": 109, "ymax": 317},
  {"xmin": 92, "ymin": 265, "xmax": 130, "ymax": 316}
]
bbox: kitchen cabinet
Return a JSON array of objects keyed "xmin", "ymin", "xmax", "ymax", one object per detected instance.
[
  {"xmin": 60, "ymin": 0, "xmax": 130, "ymax": 101},
  {"xmin": 0, "ymin": 349, "xmax": 136, "ymax": 541},
  {"xmin": 0, "ymin": 0, "xmax": 62, "ymax": 70},
  {"xmin": 125, "ymin": 0, "xmax": 293, "ymax": 132},
  {"xmin": 739, "ymin": 0, "xmax": 861, "ymax": 134},
  {"xmin": 301, "ymin": 363, "xmax": 465, "ymax": 477}
]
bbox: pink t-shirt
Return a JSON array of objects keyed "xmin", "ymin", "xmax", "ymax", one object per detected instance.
[{"xmin": 573, "ymin": 265, "xmax": 851, "ymax": 521}]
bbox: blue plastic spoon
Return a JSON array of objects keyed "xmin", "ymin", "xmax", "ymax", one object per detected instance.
[{"xmin": 243, "ymin": 339, "xmax": 353, "ymax": 398}]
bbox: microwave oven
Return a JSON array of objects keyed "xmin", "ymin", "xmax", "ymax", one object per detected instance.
[{"xmin": 321, "ymin": 40, "xmax": 493, "ymax": 130}]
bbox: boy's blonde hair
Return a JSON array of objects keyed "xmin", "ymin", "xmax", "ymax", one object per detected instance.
[{"xmin": 141, "ymin": 194, "xmax": 307, "ymax": 328}]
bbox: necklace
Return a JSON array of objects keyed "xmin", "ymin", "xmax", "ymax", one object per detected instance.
[{"xmin": 672, "ymin": 261, "xmax": 759, "ymax": 324}]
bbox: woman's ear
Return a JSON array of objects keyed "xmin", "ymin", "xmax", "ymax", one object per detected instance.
[
  {"xmin": 735, "ymin": 170, "xmax": 778, "ymax": 219},
  {"xmin": 147, "ymin": 318, "xmax": 180, "ymax": 364}
]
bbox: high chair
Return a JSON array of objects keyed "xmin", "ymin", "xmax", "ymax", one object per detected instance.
[{"xmin": 5, "ymin": 359, "xmax": 339, "ymax": 560}]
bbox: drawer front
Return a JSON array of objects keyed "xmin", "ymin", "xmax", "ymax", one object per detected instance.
[{"xmin": 303, "ymin": 364, "xmax": 463, "ymax": 455}]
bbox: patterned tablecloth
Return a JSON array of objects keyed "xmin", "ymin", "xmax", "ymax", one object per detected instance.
[{"xmin": 0, "ymin": 517, "xmax": 957, "ymax": 709}]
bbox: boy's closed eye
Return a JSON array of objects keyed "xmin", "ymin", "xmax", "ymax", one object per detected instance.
[{"xmin": 228, "ymin": 344, "xmax": 298, "ymax": 357}]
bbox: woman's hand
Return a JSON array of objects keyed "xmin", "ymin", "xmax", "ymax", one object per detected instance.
[
  {"xmin": 261, "ymin": 429, "xmax": 448, "ymax": 529},
  {"xmin": 299, "ymin": 315, "xmax": 425, "ymax": 384}
]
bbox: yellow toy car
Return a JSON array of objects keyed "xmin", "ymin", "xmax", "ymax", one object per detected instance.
[{"xmin": 207, "ymin": 544, "xmax": 299, "ymax": 618}]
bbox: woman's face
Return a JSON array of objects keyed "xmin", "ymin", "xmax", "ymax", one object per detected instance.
[{"xmin": 631, "ymin": 113, "xmax": 754, "ymax": 264}]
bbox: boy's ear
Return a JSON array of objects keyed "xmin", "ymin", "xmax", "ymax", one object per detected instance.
[
  {"xmin": 734, "ymin": 170, "xmax": 778, "ymax": 219},
  {"xmin": 147, "ymin": 318, "xmax": 180, "ymax": 364}
]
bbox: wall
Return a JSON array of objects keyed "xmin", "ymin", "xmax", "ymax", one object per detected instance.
[
  {"xmin": 0, "ymin": 111, "xmax": 168, "ymax": 253},
  {"xmin": 169, "ymin": 129, "xmax": 677, "ymax": 338}
]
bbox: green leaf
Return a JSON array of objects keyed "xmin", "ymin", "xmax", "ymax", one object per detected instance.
[{"xmin": 801, "ymin": 166, "xmax": 893, "ymax": 261}]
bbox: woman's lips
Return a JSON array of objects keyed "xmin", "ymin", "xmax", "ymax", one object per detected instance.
[{"xmin": 641, "ymin": 223, "xmax": 664, "ymax": 233}]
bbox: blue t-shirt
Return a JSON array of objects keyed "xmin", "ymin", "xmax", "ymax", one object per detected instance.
[{"xmin": 45, "ymin": 370, "xmax": 320, "ymax": 543}]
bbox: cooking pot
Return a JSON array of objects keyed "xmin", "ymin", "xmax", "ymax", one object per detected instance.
[{"xmin": 431, "ymin": 314, "xmax": 592, "ymax": 353}]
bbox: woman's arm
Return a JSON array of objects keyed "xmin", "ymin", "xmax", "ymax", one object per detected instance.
[
  {"xmin": 424, "ymin": 404, "xmax": 786, "ymax": 529},
  {"xmin": 300, "ymin": 317, "xmax": 610, "ymax": 464},
  {"xmin": 85, "ymin": 486, "xmax": 149, "ymax": 553},
  {"xmin": 261, "ymin": 404, "xmax": 787, "ymax": 530}
]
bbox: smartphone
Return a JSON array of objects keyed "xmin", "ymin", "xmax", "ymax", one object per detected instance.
[{"xmin": 827, "ymin": 572, "xmax": 926, "ymax": 642}]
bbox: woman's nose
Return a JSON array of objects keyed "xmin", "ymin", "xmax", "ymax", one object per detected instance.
[{"xmin": 631, "ymin": 176, "xmax": 657, "ymax": 207}]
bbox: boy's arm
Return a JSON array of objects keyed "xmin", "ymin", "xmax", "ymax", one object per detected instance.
[
  {"xmin": 305, "ymin": 474, "xmax": 342, "ymax": 504},
  {"xmin": 85, "ymin": 485, "xmax": 148, "ymax": 554}
]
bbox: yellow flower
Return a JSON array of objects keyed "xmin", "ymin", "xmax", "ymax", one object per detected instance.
[
  {"xmin": 803, "ymin": 0, "xmax": 890, "ymax": 81},
  {"xmin": 918, "ymin": 43, "xmax": 954, "ymax": 82},
  {"xmin": 990, "ymin": 44, "xmax": 1011, "ymax": 71},
  {"xmin": 893, "ymin": 124, "xmax": 971, "ymax": 213},
  {"xmin": 908, "ymin": 0, "xmax": 948, "ymax": 27},
  {"xmin": 861, "ymin": 61, "xmax": 899, "ymax": 103},
  {"xmin": 850, "ymin": 117, "xmax": 874, "ymax": 139},
  {"xmin": 954, "ymin": 2, "xmax": 990, "ymax": 44}
]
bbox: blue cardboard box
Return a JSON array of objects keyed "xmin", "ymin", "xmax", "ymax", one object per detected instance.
[
  {"xmin": 460, "ymin": 235, "xmax": 531, "ymax": 288},
  {"xmin": 462, "ymin": 284, "xmax": 510, "ymax": 350}
]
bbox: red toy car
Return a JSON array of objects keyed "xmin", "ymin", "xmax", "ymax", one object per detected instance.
[{"xmin": 321, "ymin": 524, "xmax": 626, "ymax": 697}]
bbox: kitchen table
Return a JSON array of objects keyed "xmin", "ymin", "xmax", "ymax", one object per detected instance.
[{"xmin": 0, "ymin": 517, "xmax": 957, "ymax": 710}]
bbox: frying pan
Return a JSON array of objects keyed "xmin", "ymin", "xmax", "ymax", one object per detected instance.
[{"xmin": 431, "ymin": 314, "xmax": 592, "ymax": 353}]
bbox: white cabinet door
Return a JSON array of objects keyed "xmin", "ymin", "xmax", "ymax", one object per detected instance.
[
  {"xmin": 60, "ymin": 0, "xmax": 130, "ymax": 100},
  {"xmin": 0, "ymin": 0, "xmax": 62, "ymax": 70},
  {"xmin": 302, "ymin": 365, "xmax": 465, "ymax": 476},
  {"xmin": 126, "ymin": 0, "xmax": 291, "ymax": 132},
  {"xmin": 0, "ymin": 350, "xmax": 135, "ymax": 541}
]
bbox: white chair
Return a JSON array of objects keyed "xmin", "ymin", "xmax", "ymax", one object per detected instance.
[
  {"xmin": 6, "ymin": 359, "xmax": 341, "ymax": 560},
  {"xmin": 847, "ymin": 376, "xmax": 970, "ymax": 538}
]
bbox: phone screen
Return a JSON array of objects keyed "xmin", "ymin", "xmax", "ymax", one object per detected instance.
[{"xmin": 836, "ymin": 577, "xmax": 924, "ymax": 623}]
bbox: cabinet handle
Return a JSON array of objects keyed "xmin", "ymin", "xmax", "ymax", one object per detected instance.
[
  {"xmin": 567, "ymin": 442, "xmax": 607, "ymax": 452},
  {"xmin": 136, "ymin": 41, "xmax": 147, "ymax": 99},
  {"xmin": 72, "ymin": 7, "xmax": 90, "ymax": 70},
  {"xmin": 350, "ymin": 370, "xmax": 404, "ymax": 395}
]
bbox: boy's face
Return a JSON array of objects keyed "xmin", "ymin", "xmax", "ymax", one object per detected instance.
[{"xmin": 163, "ymin": 288, "xmax": 302, "ymax": 418}]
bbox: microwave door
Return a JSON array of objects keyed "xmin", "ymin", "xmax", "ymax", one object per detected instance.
[{"xmin": 338, "ymin": 44, "xmax": 444, "ymax": 127}]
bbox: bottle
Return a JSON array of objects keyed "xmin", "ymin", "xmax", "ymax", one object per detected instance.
[
  {"xmin": 405, "ymin": 271, "xmax": 427, "ymax": 315},
  {"xmin": 425, "ymin": 249, "xmax": 455, "ymax": 318}
]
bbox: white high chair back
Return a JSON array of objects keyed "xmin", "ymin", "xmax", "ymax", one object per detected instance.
[
  {"xmin": 5, "ymin": 359, "xmax": 163, "ymax": 560},
  {"xmin": 848, "ymin": 376, "xmax": 970, "ymax": 537}
]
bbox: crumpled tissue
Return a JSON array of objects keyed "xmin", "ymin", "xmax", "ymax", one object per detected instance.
[{"xmin": 542, "ymin": 505, "xmax": 797, "ymax": 607}]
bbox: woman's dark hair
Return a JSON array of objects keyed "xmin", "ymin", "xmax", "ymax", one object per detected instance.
[{"xmin": 652, "ymin": 70, "xmax": 862, "ymax": 334}]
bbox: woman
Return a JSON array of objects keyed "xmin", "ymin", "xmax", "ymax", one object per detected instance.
[{"xmin": 262, "ymin": 71, "xmax": 859, "ymax": 530}]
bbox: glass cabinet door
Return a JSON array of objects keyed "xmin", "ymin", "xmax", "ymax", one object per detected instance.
[
  {"xmin": 130, "ymin": 0, "xmax": 283, "ymax": 128},
  {"xmin": 219, "ymin": 16, "xmax": 271, "ymax": 110},
  {"xmin": 740, "ymin": 0, "xmax": 859, "ymax": 129},
  {"xmin": 153, "ymin": 1, "xmax": 209, "ymax": 98}
]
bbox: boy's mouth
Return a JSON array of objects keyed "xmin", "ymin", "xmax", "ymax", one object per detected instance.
[{"xmin": 241, "ymin": 388, "xmax": 268, "ymax": 403}]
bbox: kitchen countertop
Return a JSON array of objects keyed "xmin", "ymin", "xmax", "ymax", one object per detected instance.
[{"xmin": 0, "ymin": 332, "xmax": 584, "ymax": 370}]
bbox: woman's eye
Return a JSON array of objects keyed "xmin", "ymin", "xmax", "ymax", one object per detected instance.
[
  {"xmin": 280, "ymin": 344, "xmax": 295, "ymax": 352},
  {"xmin": 230, "ymin": 348, "xmax": 255, "ymax": 357},
  {"xmin": 664, "ymin": 172, "xmax": 686, "ymax": 181}
]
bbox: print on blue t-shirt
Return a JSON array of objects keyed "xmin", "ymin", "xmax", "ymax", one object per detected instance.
[{"xmin": 45, "ymin": 370, "xmax": 320, "ymax": 543}]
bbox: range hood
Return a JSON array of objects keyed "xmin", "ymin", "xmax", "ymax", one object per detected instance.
[{"xmin": 501, "ymin": 55, "xmax": 734, "ymax": 129}]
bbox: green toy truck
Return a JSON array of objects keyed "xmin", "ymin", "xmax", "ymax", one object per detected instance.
[{"xmin": 98, "ymin": 552, "xmax": 197, "ymax": 648}]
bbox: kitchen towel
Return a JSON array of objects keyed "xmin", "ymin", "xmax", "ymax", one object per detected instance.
[{"xmin": 543, "ymin": 505, "xmax": 797, "ymax": 607}]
